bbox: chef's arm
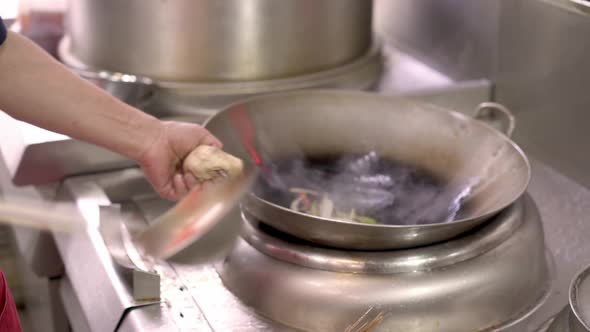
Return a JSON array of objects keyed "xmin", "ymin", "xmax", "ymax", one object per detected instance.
[{"xmin": 0, "ymin": 31, "xmax": 161, "ymax": 161}]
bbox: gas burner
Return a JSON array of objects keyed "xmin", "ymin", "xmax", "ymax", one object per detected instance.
[{"xmin": 218, "ymin": 194, "xmax": 551, "ymax": 332}]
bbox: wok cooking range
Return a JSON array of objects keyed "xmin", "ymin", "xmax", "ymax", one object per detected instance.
[
  {"xmin": 8, "ymin": 89, "xmax": 576, "ymax": 332},
  {"xmin": 199, "ymin": 91, "xmax": 550, "ymax": 331}
]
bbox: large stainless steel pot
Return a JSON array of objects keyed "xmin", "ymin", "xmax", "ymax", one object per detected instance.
[
  {"xmin": 204, "ymin": 90, "xmax": 531, "ymax": 250},
  {"xmin": 63, "ymin": 0, "xmax": 372, "ymax": 82}
]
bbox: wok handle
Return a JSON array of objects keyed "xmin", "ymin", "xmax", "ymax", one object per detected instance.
[{"xmin": 473, "ymin": 102, "xmax": 515, "ymax": 137}]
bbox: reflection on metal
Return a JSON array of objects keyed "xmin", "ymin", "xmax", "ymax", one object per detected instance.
[
  {"xmin": 494, "ymin": 0, "xmax": 590, "ymax": 191},
  {"xmin": 373, "ymin": 0, "xmax": 500, "ymax": 81},
  {"xmin": 542, "ymin": 262, "xmax": 590, "ymax": 332},
  {"xmin": 568, "ymin": 265, "xmax": 590, "ymax": 331},
  {"xmin": 54, "ymin": 170, "xmax": 219, "ymax": 331},
  {"xmin": 60, "ymin": 37, "xmax": 382, "ymax": 112},
  {"xmin": 63, "ymin": 0, "xmax": 373, "ymax": 82}
]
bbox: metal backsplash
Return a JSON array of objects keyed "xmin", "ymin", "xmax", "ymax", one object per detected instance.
[
  {"xmin": 495, "ymin": 0, "xmax": 590, "ymax": 189},
  {"xmin": 373, "ymin": 0, "xmax": 500, "ymax": 81},
  {"xmin": 375, "ymin": 0, "xmax": 590, "ymax": 190}
]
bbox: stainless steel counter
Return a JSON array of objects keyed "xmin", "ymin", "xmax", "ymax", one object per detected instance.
[{"xmin": 514, "ymin": 161, "xmax": 590, "ymax": 331}]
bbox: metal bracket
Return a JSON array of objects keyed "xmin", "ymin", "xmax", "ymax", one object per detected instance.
[{"xmin": 98, "ymin": 205, "xmax": 160, "ymax": 302}]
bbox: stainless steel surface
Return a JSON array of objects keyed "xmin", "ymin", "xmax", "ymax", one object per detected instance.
[
  {"xmin": 219, "ymin": 195, "xmax": 550, "ymax": 332},
  {"xmin": 494, "ymin": 0, "xmax": 590, "ymax": 192},
  {"xmin": 135, "ymin": 166, "xmax": 256, "ymax": 261},
  {"xmin": 60, "ymin": 38, "xmax": 382, "ymax": 112},
  {"xmin": 39, "ymin": 157, "xmax": 590, "ymax": 332},
  {"xmin": 544, "ymin": 307, "xmax": 570, "ymax": 332},
  {"xmin": 59, "ymin": 276, "xmax": 94, "ymax": 332},
  {"xmin": 69, "ymin": 67, "xmax": 155, "ymax": 109},
  {"xmin": 49, "ymin": 173, "xmax": 173, "ymax": 332},
  {"xmin": 544, "ymin": 306, "xmax": 589, "ymax": 332},
  {"xmin": 117, "ymin": 303, "xmax": 193, "ymax": 332},
  {"xmin": 206, "ymin": 91, "xmax": 529, "ymax": 250},
  {"xmin": 52, "ymin": 181, "xmax": 135, "ymax": 331},
  {"xmin": 542, "ymin": 264, "xmax": 590, "ymax": 332},
  {"xmin": 402, "ymin": 79, "xmax": 492, "ymax": 114},
  {"xmin": 571, "ymin": 265, "xmax": 590, "ymax": 331},
  {"xmin": 473, "ymin": 101, "xmax": 516, "ymax": 137},
  {"xmin": 240, "ymin": 197, "xmax": 526, "ymax": 274},
  {"xmin": 373, "ymin": 0, "xmax": 590, "ymax": 196},
  {"xmin": 98, "ymin": 206, "xmax": 160, "ymax": 302},
  {"xmin": 64, "ymin": 0, "xmax": 372, "ymax": 82},
  {"xmin": 509, "ymin": 160, "xmax": 590, "ymax": 332},
  {"xmin": 373, "ymin": 0, "xmax": 500, "ymax": 81},
  {"xmin": 50, "ymin": 169, "xmax": 259, "ymax": 331}
]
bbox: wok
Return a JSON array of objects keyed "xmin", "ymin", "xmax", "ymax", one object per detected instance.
[{"xmin": 204, "ymin": 90, "xmax": 530, "ymax": 250}]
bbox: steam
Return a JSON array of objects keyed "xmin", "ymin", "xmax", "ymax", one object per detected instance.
[{"xmin": 255, "ymin": 151, "xmax": 475, "ymax": 226}]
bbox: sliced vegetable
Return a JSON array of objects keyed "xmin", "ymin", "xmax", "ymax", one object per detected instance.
[
  {"xmin": 309, "ymin": 201, "xmax": 320, "ymax": 216},
  {"xmin": 354, "ymin": 215, "xmax": 378, "ymax": 225},
  {"xmin": 289, "ymin": 187, "xmax": 381, "ymax": 225}
]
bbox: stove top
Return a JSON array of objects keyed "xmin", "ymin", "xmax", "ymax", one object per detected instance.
[
  {"xmin": 31, "ymin": 158, "xmax": 589, "ymax": 332},
  {"xmin": 217, "ymin": 194, "xmax": 549, "ymax": 332}
]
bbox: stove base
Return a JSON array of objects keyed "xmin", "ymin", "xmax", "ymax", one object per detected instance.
[{"xmin": 218, "ymin": 195, "xmax": 551, "ymax": 332}]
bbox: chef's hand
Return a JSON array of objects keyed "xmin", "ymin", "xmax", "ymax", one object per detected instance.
[{"xmin": 138, "ymin": 121, "xmax": 222, "ymax": 200}]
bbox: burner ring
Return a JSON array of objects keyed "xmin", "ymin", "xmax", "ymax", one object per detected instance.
[{"xmin": 241, "ymin": 196, "xmax": 530, "ymax": 274}]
